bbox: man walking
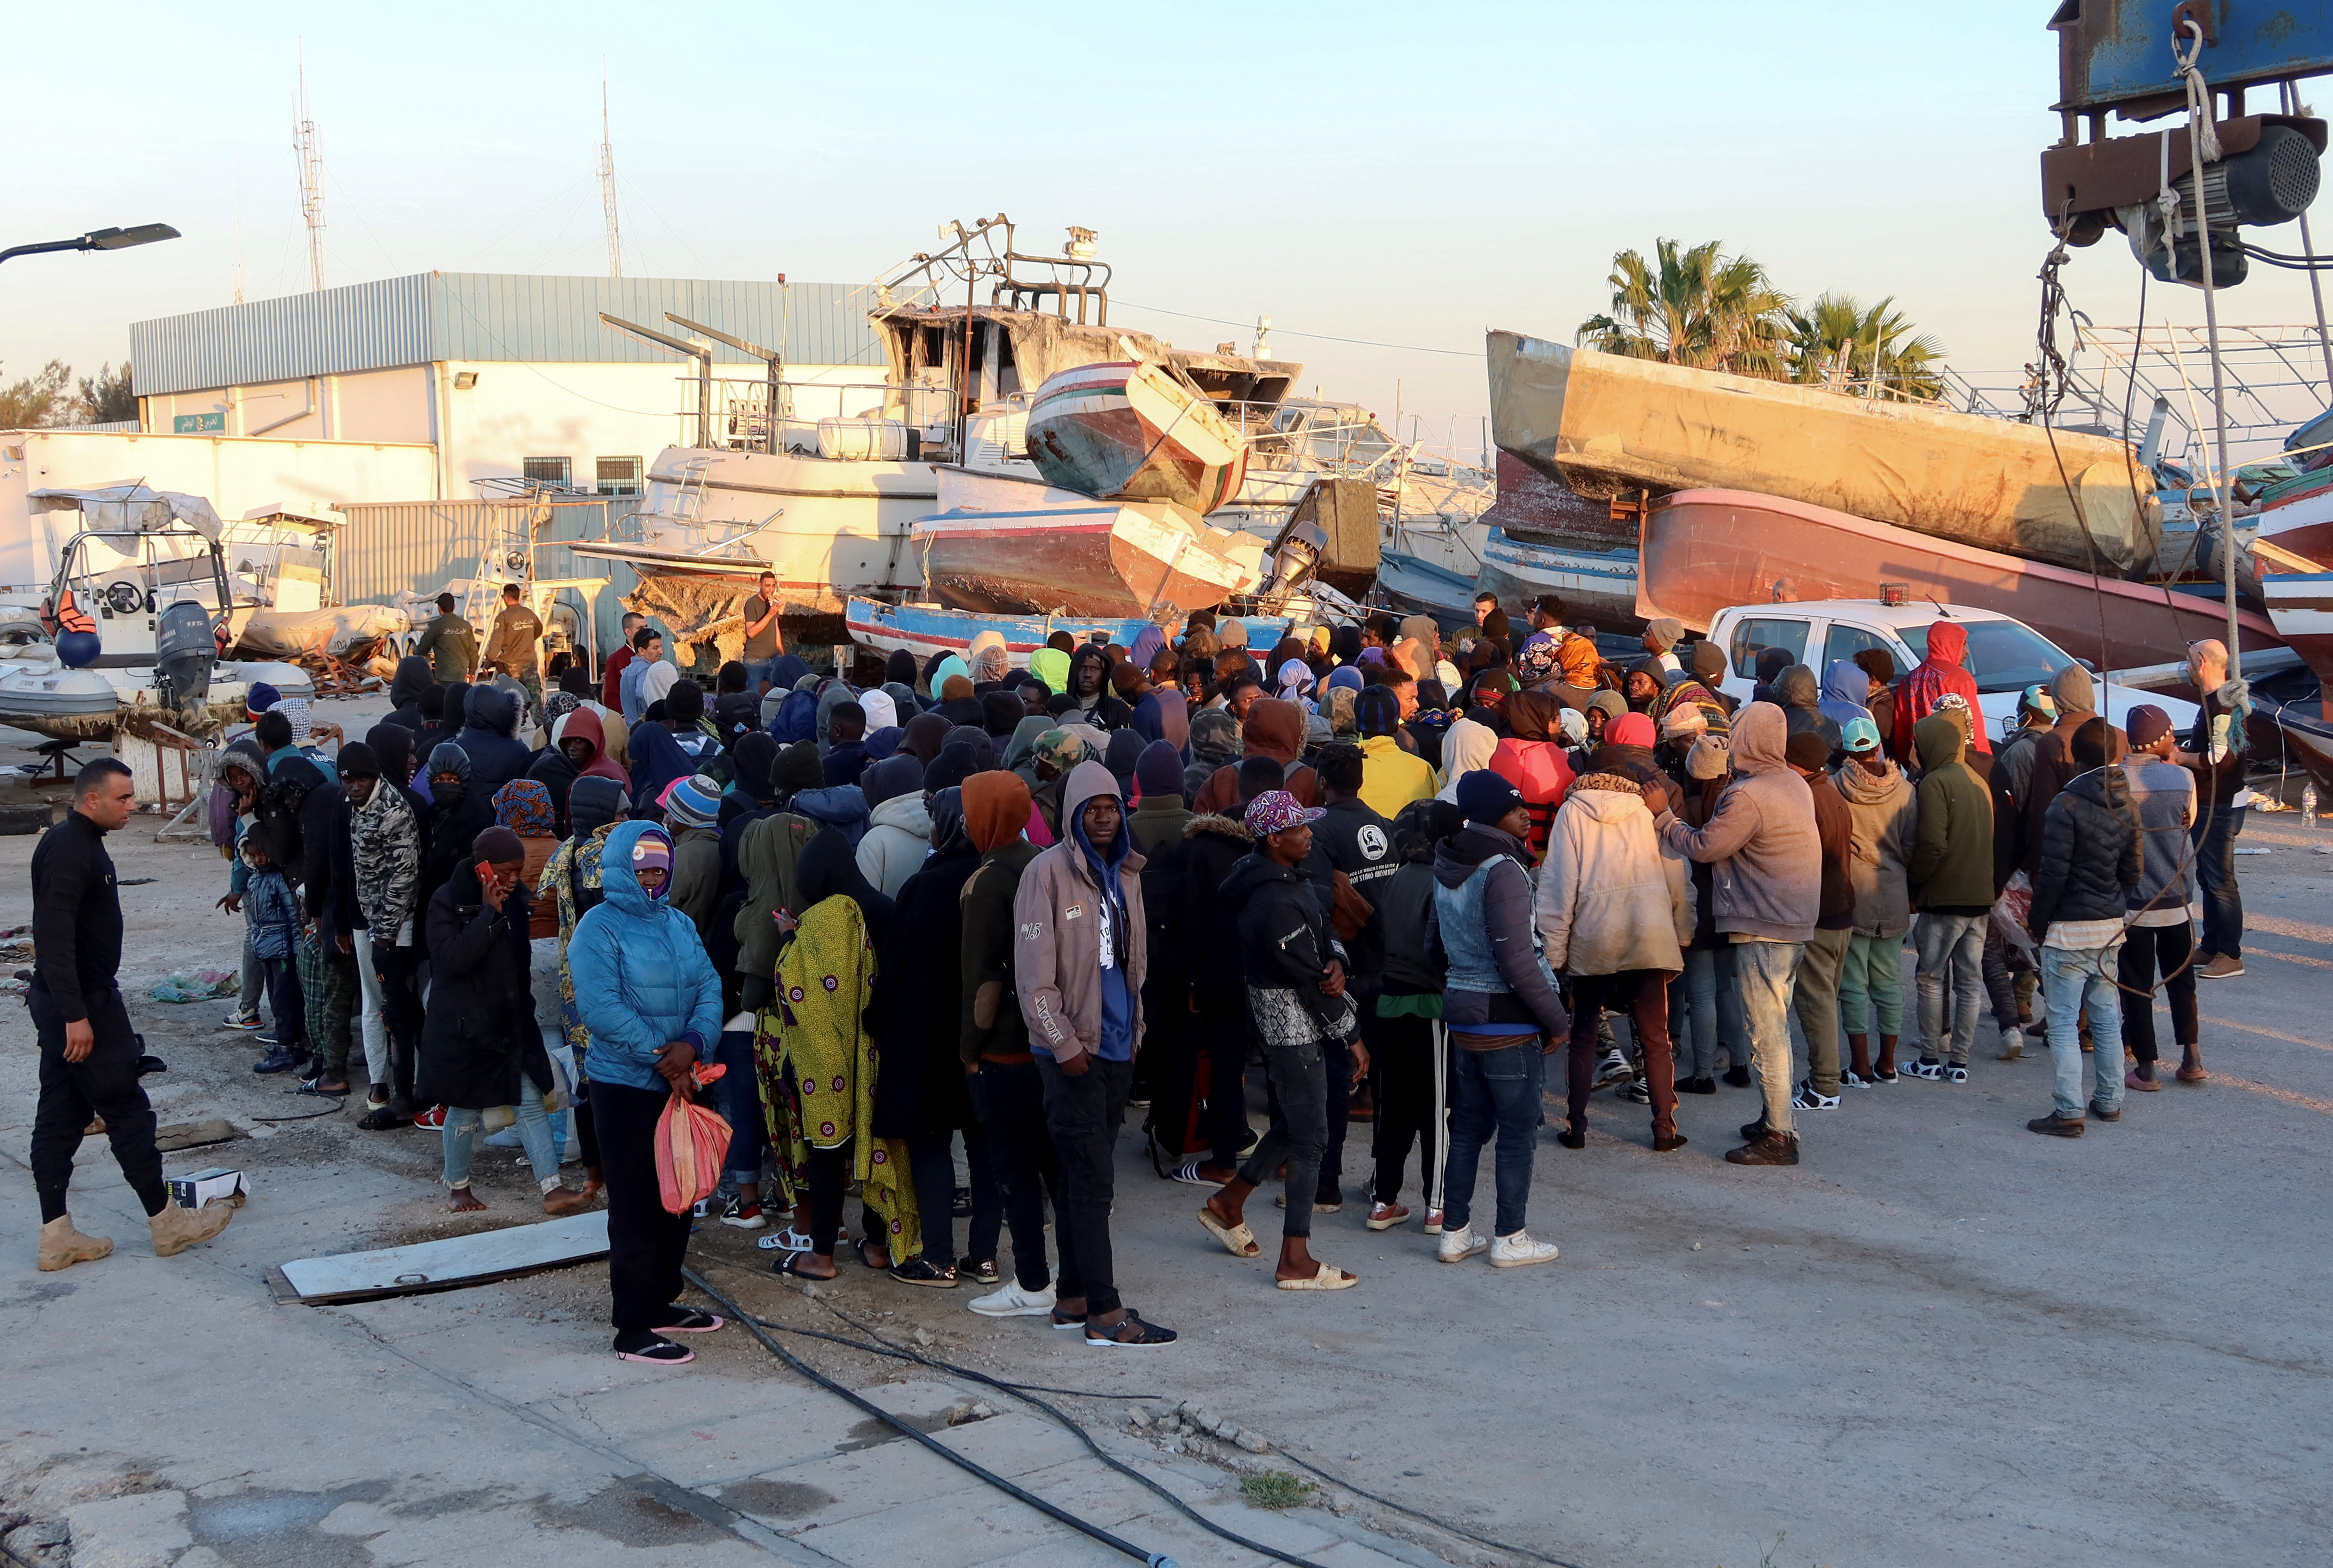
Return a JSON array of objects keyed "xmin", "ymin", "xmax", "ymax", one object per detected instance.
[
  {"xmin": 1014, "ymin": 761, "xmax": 1176, "ymax": 1346},
  {"xmin": 32, "ymin": 760, "xmax": 235, "ymax": 1270},
  {"xmin": 742, "ymin": 570, "xmax": 785, "ymax": 696},
  {"xmin": 1645, "ymin": 703, "xmax": 1820, "ymax": 1165},
  {"xmin": 2174, "ymin": 639, "xmax": 2248, "ymax": 979},
  {"xmin": 602, "ymin": 611, "xmax": 646, "ymax": 711},
  {"xmin": 482, "ymin": 583, "xmax": 544, "ymax": 716},
  {"xmin": 413, "ymin": 592, "xmax": 478, "ymax": 684}
]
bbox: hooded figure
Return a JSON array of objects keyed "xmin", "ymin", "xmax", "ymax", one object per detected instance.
[
  {"xmin": 883, "ymin": 648, "xmax": 920, "ymax": 690},
  {"xmin": 982, "ymin": 691, "xmax": 1027, "ymax": 739},
  {"xmin": 1012, "ymin": 761, "xmax": 1146, "ymax": 1070},
  {"xmin": 1436, "ymin": 715, "xmax": 1500, "ymax": 803},
  {"xmin": 856, "ymin": 753, "xmax": 932, "ymax": 898},
  {"xmin": 1027, "ymin": 645, "xmax": 1071, "ymax": 700},
  {"xmin": 1894, "ymin": 620, "xmax": 1990, "ymax": 759},
  {"xmin": 529, "ymin": 706, "xmax": 626, "ymax": 835},
  {"xmin": 384, "ymin": 655, "xmax": 435, "ymax": 731},
  {"xmin": 900, "ymin": 710, "xmax": 952, "ymax": 766},
  {"xmin": 789, "ymin": 783, "xmax": 871, "ymax": 848},
  {"xmin": 768, "ymin": 684, "xmax": 819, "ymax": 745},
  {"xmin": 1488, "ymin": 690, "xmax": 1577, "ymax": 855},
  {"xmin": 966, "ymin": 630, "xmax": 1012, "ymax": 688},
  {"xmin": 1818, "ymin": 659, "xmax": 1876, "ymax": 736},
  {"xmin": 454, "ymin": 684, "xmax": 534, "ymax": 798},
  {"xmin": 860, "ymin": 688, "xmax": 899, "ymax": 734},
  {"xmin": 626, "ymin": 709, "xmax": 701, "ymax": 814},
  {"xmin": 419, "ymin": 743, "xmax": 495, "ymax": 938},
  {"xmin": 1183, "ymin": 707, "xmax": 1240, "ymax": 801},
  {"xmin": 814, "ymin": 681, "xmax": 858, "ymax": 754},
  {"xmin": 1775, "ymin": 665, "xmax": 1841, "ymax": 754},
  {"xmin": 1192, "ymin": 696, "xmax": 1316, "ymax": 814},
  {"xmin": 415, "ymin": 828, "xmax": 551, "ymax": 1115},
  {"xmin": 1003, "ymin": 714, "xmax": 1054, "ymax": 781},
  {"xmin": 1653, "ymin": 703, "xmax": 1820, "ymax": 942}
]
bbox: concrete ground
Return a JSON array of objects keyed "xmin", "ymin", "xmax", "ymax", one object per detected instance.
[{"xmin": 4, "ymin": 693, "xmax": 2330, "ymax": 1568}]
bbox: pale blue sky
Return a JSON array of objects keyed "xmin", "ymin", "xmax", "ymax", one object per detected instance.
[{"xmin": 11, "ymin": 0, "xmax": 2333, "ymax": 448}]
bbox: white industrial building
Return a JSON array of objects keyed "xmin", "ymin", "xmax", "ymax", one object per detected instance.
[{"xmin": 125, "ymin": 272, "xmax": 882, "ymax": 502}]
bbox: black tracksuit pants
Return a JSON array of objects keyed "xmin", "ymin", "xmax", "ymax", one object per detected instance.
[
  {"xmin": 593, "ymin": 1081, "xmax": 694, "ymax": 1338},
  {"xmin": 29, "ymin": 982, "xmax": 166, "ymax": 1224}
]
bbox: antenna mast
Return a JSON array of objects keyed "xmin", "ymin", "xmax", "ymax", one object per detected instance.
[
  {"xmin": 293, "ymin": 49, "xmax": 326, "ymax": 292},
  {"xmin": 598, "ymin": 69, "xmax": 623, "ymax": 279}
]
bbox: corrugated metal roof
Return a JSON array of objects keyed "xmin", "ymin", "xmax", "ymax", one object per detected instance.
[{"xmin": 130, "ymin": 274, "xmax": 880, "ymax": 396}]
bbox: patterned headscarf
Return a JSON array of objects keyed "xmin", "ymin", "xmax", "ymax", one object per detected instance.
[
  {"xmin": 1034, "ymin": 726, "xmax": 1087, "ymax": 775},
  {"xmin": 492, "ymin": 779, "xmax": 556, "ymax": 838}
]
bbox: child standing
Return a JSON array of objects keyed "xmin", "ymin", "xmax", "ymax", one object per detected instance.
[{"xmin": 242, "ymin": 839, "xmax": 308, "ymax": 1074}]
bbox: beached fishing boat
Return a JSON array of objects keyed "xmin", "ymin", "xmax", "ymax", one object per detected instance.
[
  {"xmin": 1634, "ymin": 489, "xmax": 2280, "ymax": 672},
  {"xmin": 1024, "ymin": 360, "xmax": 1250, "ymax": 513},
  {"xmin": 1486, "ymin": 328, "xmax": 2162, "ymax": 576},
  {"xmin": 910, "ymin": 499, "xmax": 1264, "ymax": 619},
  {"xmin": 845, "ymin": 595, "xmax": 1352, "ymax": 667},
  {"xmin": 1473, "ymin": 527, "xmax": 1642, "ymax": 632}
]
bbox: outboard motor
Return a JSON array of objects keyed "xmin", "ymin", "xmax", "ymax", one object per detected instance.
[{"xmin": 154, "ymin": 601, "xmax": 218, "ymax": 713}]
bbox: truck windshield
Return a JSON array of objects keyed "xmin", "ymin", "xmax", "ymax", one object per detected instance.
[{"xmin": 1900, "ymin": 619, "xmax": 2075, "ymax": 693}]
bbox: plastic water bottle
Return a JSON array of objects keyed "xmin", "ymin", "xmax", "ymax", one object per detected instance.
[{"xmin": 2305, "ymin": 783, "xmax": 2320, "ymax": 830}]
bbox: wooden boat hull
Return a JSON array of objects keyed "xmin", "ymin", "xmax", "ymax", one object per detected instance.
[
  {"xmin": 1488, "ymin": 329, "xmax": 2160, "ymax": 576},
  {"xmin": 1024, "ymin": 361, "xmax": 1249, "ymax": 512},
  {"xmin": 1636, "ymin": 488, "xmax": 2281, "ymax": 672},
  {"xmin": 1473, "ymin": 527, "xmax": 1642, "ymax": 632},
  {"xmin": 846, "ymin": 597, "xmax": 1336, "ymax": 666},
  {"xmin": 1476, "ymin": 451, "xmax": 1636, "ymax": 548},
  {"xmin": 910, "ymin": 501, "xmax": 1256, "ymax": 618}
]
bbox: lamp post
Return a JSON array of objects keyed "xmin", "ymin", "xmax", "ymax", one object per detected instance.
[{"xmin": 0, "ymin": 224, "xmax": 180, "ymax": 265}]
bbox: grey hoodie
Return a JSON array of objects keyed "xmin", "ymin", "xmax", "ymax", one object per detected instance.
[
  {"xmin": 1656, "ymin": 702, "xmax": 1821, "ymax": 942},
  {"xmin": 1832, "ymin": 756, "xmax": 1916, "ymax": 937}
]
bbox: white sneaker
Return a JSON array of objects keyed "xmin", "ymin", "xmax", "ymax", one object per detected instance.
[
  {"xmin": 968, "ymin": 1281, "xmax": 1057, "ymax": 1318},
  {"xmin": 1488, "ymin": 1230, "xmax": 1560, "ymax": 1269},
  {"xmin": 1436, "ymin": 1225, "xmax": 1488, "ymax": 1263},
  {"xmin": 1593, "ymin": 1049, "xmax": 1632, "ymax": 1088}
]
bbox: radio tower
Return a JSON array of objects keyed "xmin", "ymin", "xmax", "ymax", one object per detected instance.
[
  {"xmin": 598, "ymin": 70, "xmax": 623, "ymax": 279},
  {"xmin": 293, "ymin": 50, "xmax": 326, "ymax": 292}
]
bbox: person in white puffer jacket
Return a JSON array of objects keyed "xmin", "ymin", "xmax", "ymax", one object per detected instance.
[{"xmin": 856, "ymin": 754, "xmax": 932, "ymax": 898}]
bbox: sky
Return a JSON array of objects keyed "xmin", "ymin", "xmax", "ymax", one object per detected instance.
[{"xmin": 12, "ymin": 0, "xmax": 2333, "ymax": 459}]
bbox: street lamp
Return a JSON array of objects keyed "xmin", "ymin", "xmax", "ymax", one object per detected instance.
[{"xmin": 0, "ymin": 224, "xmax": 181, "ymax": 265}]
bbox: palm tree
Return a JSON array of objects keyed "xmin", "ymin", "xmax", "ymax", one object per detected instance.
[
  {"xmin": 1575, "ymin": 239, "xmax": 1792, "ymax": 378},
  {"xmin": 1783, "ymin": 292, "xmax": 1946, "ymax": 402}
]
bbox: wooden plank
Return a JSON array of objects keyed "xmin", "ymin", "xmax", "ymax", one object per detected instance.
[{"xmin": 278, "ymin": 1212, "xmax": 608, "ymax": 1305}]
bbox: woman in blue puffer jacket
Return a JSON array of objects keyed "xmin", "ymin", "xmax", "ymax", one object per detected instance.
[{"xmin": 568, "ymin": 819, "xmax": 726, "ymax": 1366}]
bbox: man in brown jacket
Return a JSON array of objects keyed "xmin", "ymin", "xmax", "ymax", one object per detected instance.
[
  {"xmin": 1785, "ymin": 732, "xmax": 1856, "ymax": 1109},
  {"xmin": 1012, "ymin": 760, "xmax": 1175, "ymax": 1347},
  {"xmin": 482, "ymin": 583, "xmax": 544, "ymax": 716}
]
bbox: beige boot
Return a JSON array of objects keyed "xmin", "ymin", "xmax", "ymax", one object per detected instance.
[
  {"xmin": 149, "ymin": 1199, "xmax": 234, "ymax": 1257},
  {"xmin": 38, "ymin": 1215, "xmax": 114, "ymax": 1271},
  {"xmin": 1996, "ymin": 1025, "xmax": 2024, "ymax": 1062}
]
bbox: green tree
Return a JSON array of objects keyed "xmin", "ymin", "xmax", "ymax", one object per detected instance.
[
  {"xmin": 1575, "ymin": 238, "xmax": 1791, "ymax": 378},
  {"xmin": 0, "ymin": 359, "xmax": 72, "ymax": 428},
  {"xmin": 76, "ymin": 362, "xmax": 136, "ymax": 424},
  {"xmin": 1784, "ymin": 293, "xmax": 1944, "ymax": 402}
]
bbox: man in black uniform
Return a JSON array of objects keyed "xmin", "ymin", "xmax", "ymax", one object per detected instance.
[{"xmin": 31, "ymin": 758, "xmax": 235, "ymax": 1271}]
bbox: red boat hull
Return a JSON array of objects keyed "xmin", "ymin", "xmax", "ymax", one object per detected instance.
[
  {"xmin": 912, "ymin": 502, "xmax": 1253, "ymax": 619},
  {"xmin": 1638, "ymin": 489, "xmax": 2282, "ymax": 672}
]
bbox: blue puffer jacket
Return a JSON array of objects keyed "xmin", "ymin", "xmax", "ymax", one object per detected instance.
[{"xmin": 570, "ymin": 820, "xmax": 725, "ymax": 1091}]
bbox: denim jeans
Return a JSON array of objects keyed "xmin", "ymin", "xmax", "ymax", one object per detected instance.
[
  {"xmin": 1441, "ymin": 1040, "xmax": 1544, "ymax": 1238},
  {"xmin": 744, "ymin": 656, "xmax": 783, "ymax": 697},
  {"xmin": 1671, "ymin": 945, "xmax": 1745, "ymax": 1080},
  {"xmin": 442, "ymin": 1076, "xmax": 560, "ymax": 1191},
  {"xmin": 2192, "ymin": 801, "xmax": 2245, "ymax": 960},
  {"xmin": 238, "ymin": 924, "xmax": 262, "ymax": 1017},
  {"xmin": 714, "ymin": 1028, "xmax": 768, "ymax": 1185},
  {"xmin": 1790, "ymin": 927, "xmax": 1852, "ymax": 1096},
  {"xmin": 352, "ymin": 929, "xmax": 392, "ymax": 1089},
  {"xmin": 1732, "ymin": 939, "xmax": 1803, "ymax": 1136},
  {"xmin": 1914, "ymin": 913, "xmax": 1988, "ymax": 1064},
  {"xmin": 1236, "ymin": 1034, "xmax": 1330, "ymax": 1240},
  {"xmin": 1838, "ymin": 931, "xmax": 1904, "ymax": 1036},
  {"xmin": 2042, "ymin": 940, "xmax": 2126, "ymax": 1118}
]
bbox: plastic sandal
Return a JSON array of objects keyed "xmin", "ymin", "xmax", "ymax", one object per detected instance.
[
  {"xmin": 756, "ymin": 1226, "xmax": 816, "ymax": 1253},
  {"xmin": 655, "ymin": 1308, "xmax": 724, "ymax": 1334},
  {"xmin": 1169, "ymin": 1161, "xmax": 1218, "ymax": 1186},
  {"xmin": 773, "ymin": 1251, "xmax": 834, "ymax": 1281},
  {"xmin": 1086, "ymin": 1311, "xmax": 1178, "ymax": 1348},
  {"xmin": 1276, "ymin": 1262, "xmax": 1360, "ymax": 1292},
  {"xmin": 1196, "ymin": 1207, "xmax": 1261, "ymax": 1259}
]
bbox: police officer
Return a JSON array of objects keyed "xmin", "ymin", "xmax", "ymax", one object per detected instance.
[{"xmin": 31, "ymin": 759, "xmax": 234, "ymax": 1271}]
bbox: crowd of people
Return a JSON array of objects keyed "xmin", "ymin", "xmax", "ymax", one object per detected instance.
[{"xmin": 29, "ymin": 583, "xmax": 2255, "ymax": 1371}]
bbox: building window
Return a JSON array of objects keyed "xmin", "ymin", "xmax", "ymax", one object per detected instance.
[
  {"xmin": 596, "ymin": 456, "xmax": 644, "ymax": 497},
  {"xmin": 523, "ymin": 456, "xmax": 573, "ymax": 488}
]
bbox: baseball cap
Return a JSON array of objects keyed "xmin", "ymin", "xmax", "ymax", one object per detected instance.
[
  {"xmin": 1841, "ymin": 715, "xmax": 1882, "ymax": 753},
  {"xmin": 1243, "ymin": 789, "xmax": 1324, "ymax": 838}
]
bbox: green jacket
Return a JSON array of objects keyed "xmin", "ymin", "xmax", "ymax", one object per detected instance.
[
  {"xmin": 414, "ymin": 613, "xmax": 478, "ymax": 683},
  {"xmin": 1906, "ymin": 714, "xmax": 1994, "ymax": 912},
  {"xmin": 958, "ymin": 840, "xmax": 1041, "ymax": 1064}
]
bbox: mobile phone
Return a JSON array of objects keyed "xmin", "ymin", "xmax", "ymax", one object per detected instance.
[{"xmin": 475, "ymin": 860, "xmax": 497, "ymax": 886}]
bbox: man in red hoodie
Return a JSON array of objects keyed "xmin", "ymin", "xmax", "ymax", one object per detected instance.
[{"xmin": 1892, "ymin": 620, "xmax": 1990, "ymax": 763}]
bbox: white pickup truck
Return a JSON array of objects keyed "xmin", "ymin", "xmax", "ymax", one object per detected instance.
[{"xmin": 1702, "ymin": 599, "xmax": 2201, "ymax": 741}]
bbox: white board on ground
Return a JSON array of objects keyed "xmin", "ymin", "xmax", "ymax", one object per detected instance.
[{"xmin": 279, "ymin": 1212, "xmax": 609, "ymax": 1304}]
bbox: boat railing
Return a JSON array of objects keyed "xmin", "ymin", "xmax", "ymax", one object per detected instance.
[{"xmin": 682, "ymin": 375, "xmax": 950, "ymax": 454}]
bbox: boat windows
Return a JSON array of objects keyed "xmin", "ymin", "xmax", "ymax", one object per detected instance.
[
  {"xmin": 1728, "ymin": 616, "xmax": 1808, "ymax": 679},
  {"xmin": 1900, "ymin": 618, "xmax": 2072, "ymax": 694}
]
